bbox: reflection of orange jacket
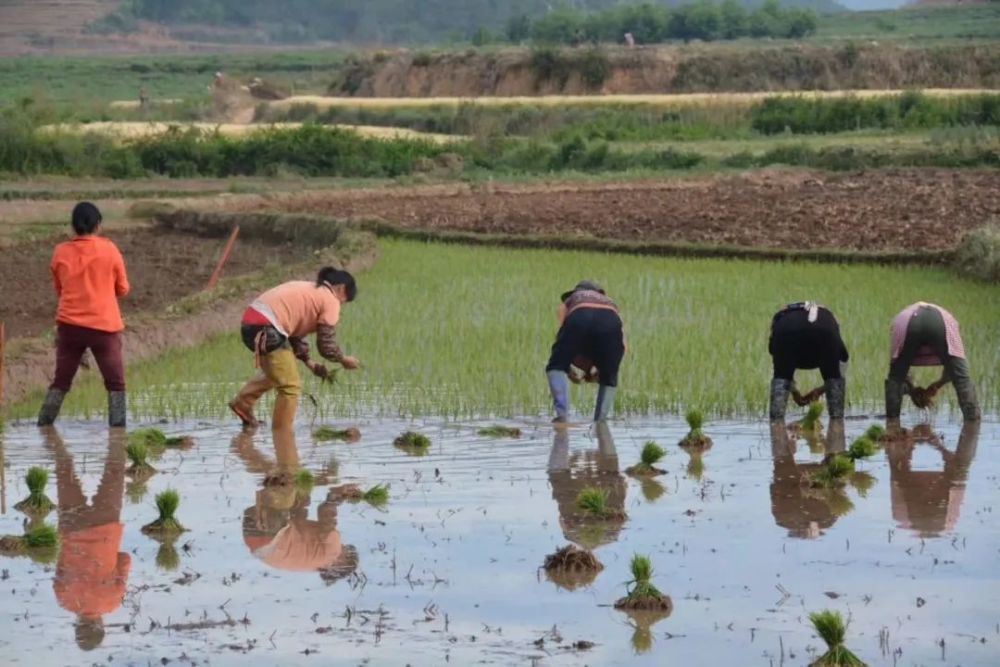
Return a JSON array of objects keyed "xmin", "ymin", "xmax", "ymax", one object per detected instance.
[
  {"xmin": 247, "ymin": 521, "xmax": 343, "ymax": 572},
  {"xmin": 51, "ymin": 236, "xmax": 129, "ymax": 332},
  {"xmin": 54, "ymin": 523, "xmax": 130, "ymax": 618}
]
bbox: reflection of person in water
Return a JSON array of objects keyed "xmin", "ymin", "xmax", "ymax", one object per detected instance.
[
  {"xmin": 769, "ymin": 420, "xmax": 854, "ymax": 539},
  {"xmin": 234, "ymin": 428, "xmax": 357, "ymax": 582},
  {"xmin": 548, "ymin": 422, "xmax": 627, "ymax": 550},
  {"xmin": 45, "ymin": 427, "xmax": 130, "ymax": 651},
  {"xmin": 886, "ymin": 422, "xmax": 979, "ymax": 538}
]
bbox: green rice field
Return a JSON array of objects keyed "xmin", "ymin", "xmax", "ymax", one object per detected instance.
[{"xmin": 12, "ymin": 239, "xmax": 999, "ymax": 420}]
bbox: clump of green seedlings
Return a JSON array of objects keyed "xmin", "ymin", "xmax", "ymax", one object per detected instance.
[
  {"xmin": 0, "ymin": 523, "xmax": 60, "ymax": 561},
  {"xmin": 809, "ymin": 454, "xmax": 856, "ymax": 489},
  {"xmin": 295, "ymin": 469, "xmax": 315, "ymax": 492},
  {"xmin": 614, "ymin": 554, "xmax": 672, "ymax": 611},
  {"xmin": 125, "ymin": 441, "xmax": 156, "ymax": 477},
  {"xmin": 576, "ymin": 486, "xmax": 626, "ymax": 519},
  {"xmin": 864, "ymin": 424, "xmax": 886, "ymax": 442},
  {"xmin": 361, "ymin": 484, "xmax": 390, "ymax": 507},
  {"xmin": 155, "ymin": 541, "xmax": 181, "ymax": 572},
  {"xmin": 678, "ymin": 410, "xmax": 712, "ymax": 449},
  {"xmin": 477, "ymin": 425, "xmax": 523, "ymax": 438},
  {"xmin": 639, "ymin": 478, "xmax": 667, "ymax": 503},
  {"xmin": 129, "ymin": 427, "xmax": 193, "ymax": 449},
  {"xmin": 313, "ymin": 425, "xmax": 362, "ymax": 442},
  {"xmin": 394, "ymin": 430, "xmax": 431, "ymax": 454},
  {"xmin": 847, "ymin": 436, "xmax": 879, "ymax": 461},
  {"xmin": 15, "ymin": 467, "xmax": 55, "ymax": 513},
  {"xmin": 850, "ymin": 471, "xmax": 877, "ymax": 497},
  {"xmin": 141, "ymin": 489, "xmax": 187, "ymax": 536},
  {"xmin": 809, "ymin": 610, "xmax": 867, "ymax": 667},
  {"xmin": 626, "ymin": 441, "xmax": 667, "ymax": 477},
  {"xmin": 801, "ymin": 401, "xmax": 824, "ymax": 432}
]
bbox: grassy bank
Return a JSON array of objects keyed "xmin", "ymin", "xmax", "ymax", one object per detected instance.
[{"xmin": 11, "ymin": 239, "xmax": 998, "ymax": 420}]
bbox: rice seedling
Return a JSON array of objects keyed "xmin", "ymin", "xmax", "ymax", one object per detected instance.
[
  {"xmin": 24, "ymin": 523, "xmax": 59, "ymax": 548},
  {"xmin": 362, "ymin": 484, "xmax": 391, "ymax": 507},
  {"xmin": 801, "ymin": 401, "xmax": 825, "ymax": 432},
  {"xmin": 129, "ymin": 427, "xmax": 193, "ymax": 449},
  {"xmin": 0, "ymin": 523, "xmax": 60, "ymax": 561},
  {"xmin": 639, "ymin": 478, "xmax": 667, "ymax": 503},
  {"xmin": 808, "ymin": 610, "xmax": 867, "ymax": 667},
  {"xmin": 847, "ymin": 437, "xmax": 879, "ymax": 461},
  {"xmin": 577, "ymin": 486, "xmax": 609, "ymax": 517},
  {"xmin": 141, "ymin": 489, "xmax": 187, "ymax": 536},
  {"xmin": 679, "ymin": 410, "xmax": 712, "ymax": 449},
  {"xmin": 614, "ymin": 554, "xmax": 672, "ymax": 611},
  {"xmin": 14, "ymin": 467, "xmax": 54, "ymax": 513},
  {"xmin": 394, "ymin": 431, "xmax": 431, "ymax": 455},
  {"xmin": 864, "ymin": 424, "xmax": 886, "ymax": 442},
  {"xmin": 155, "ymin": 541, "xmax": 181, "ymax": 572},
  {"xmin": 477, "ymin": 425, "xmax": 522, "ymax": 438},
  {"xmin": 626, "ymin": 441, "xmax": 667, "ymax": 477},
  {"xmin": 295, "ymin": 469, "xmax": 315, "ymax": 492},
  {"xmin": 313, "ymin": 426, "xmax": 362, "ymax": 442},
  {"xmin": 125, "ymin": 442, "xmax": 156, "ymax": 477},
  {"xmin": 810, "ymin": 454, "xmax": 856, "ymax": 488}
]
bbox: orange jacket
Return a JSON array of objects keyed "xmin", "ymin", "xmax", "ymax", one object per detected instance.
[{"xmin": 51, "ymin": 236, "xmax": 129, "ymax": 332}]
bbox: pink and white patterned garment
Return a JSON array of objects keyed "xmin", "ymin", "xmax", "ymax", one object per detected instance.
[{"xmin": 889, "ymin": 302, "xmax": 965, "ymax": 366}]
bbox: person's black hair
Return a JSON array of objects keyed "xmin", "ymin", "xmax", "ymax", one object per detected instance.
[
  {"xmin": 71, "ymin": 202, "xmax": 102, "ymax": 235},
  {"xmin": 316, "ymin": 267, "xmax": 357, "ymax": 302},
  {"xmin": 75, "ymin": 616, "xmax": 106, "ymax": 651}
]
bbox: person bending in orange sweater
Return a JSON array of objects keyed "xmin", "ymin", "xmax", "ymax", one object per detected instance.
[{"xmin": 38, "ymin": 202, "xmax": 130, "ymax": 427}]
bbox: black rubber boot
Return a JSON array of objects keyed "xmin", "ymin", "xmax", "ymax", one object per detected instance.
[
  {"xmin": 824, "ymin": 378, "xmax": 846, "ymax": 420},
  {"xmin": 884, "ymin": 378, "xmax": 906, "ymax": 420},
  {"xmin": 953, "ymin": 376, "xmax": 981, "ymax": 422},
  {"xmin": 769, "ymin": 378, "xmax": 791, "ymax": 421},
  {"xmin": 37, "ymin": 389, "xmax": 66, "ymax": 427},
  {"xmin": 108, "ymin": 391, "xmax": 127, "ymax": 428}
]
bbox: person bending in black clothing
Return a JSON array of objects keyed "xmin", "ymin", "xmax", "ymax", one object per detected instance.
[{"xmin": 768, "ymin": 301, "xmax": 849, "ymax": 421}]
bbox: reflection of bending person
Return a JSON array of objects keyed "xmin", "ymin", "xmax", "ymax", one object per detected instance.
[
  {"xmin": 885, "ymin": 302, "xmax": 980, "ymax": 424},
  {"xmin": 548, "ymin": 422, "xmax": 627, "ymax": 549},
  {"xmin": 236, "ymin": 428, "xmax": 357, "ymax": 582},
  {"xmin": 769, "ymin": 421, "xmax": 850, "ymax": 539},
  {"xmin": 546, "ymin": 281, "xmax": 625, "ymax": 423},
  {"xmin": 46, "ymin": 428, "xmax": 130, "ymax": 651},
  {"xmin": 887, "ymin": 422, "xmax": 979, "ymax": 538}
]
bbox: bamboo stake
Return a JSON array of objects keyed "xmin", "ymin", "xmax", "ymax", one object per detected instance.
[{"xmin": 206, "ymin": 224, "xmax": 240, "ymax": 291}]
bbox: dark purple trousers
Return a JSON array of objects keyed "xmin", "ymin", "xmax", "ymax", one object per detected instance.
[{"xmin": 51, "ymin": 323, "xmax": 125, "ymax": 392}]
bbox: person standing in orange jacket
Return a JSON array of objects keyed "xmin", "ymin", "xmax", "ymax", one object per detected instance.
[{"xmin": 37, "ymin": 203, "xmax": 130, "ymax": 427}]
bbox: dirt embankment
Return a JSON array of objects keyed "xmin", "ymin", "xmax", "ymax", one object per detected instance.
[
  {"xmin": 331, "ymin": 44, "xmax": 1000, "ymax": 97},
  {"xmin": 2, "ymin": 218, "xmax": 377, "ymax": 406},
  {"xmin": 254, "ymin": 170, "xmax": 1000, "ymax": 254}
]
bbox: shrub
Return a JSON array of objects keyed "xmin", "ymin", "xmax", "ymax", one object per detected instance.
[{"xmin": 954, "ymin": 224, "xmax": 1000, "ymax": 284}]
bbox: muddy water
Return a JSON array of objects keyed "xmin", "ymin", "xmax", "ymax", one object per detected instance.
[{"xmin": 0, "ymin": 416, "xmax": 997, "ymax": 666}]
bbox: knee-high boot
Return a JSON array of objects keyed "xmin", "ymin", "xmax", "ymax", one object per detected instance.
[{"xmin": 769, "ymin": 378, "xmax": 791, "ymax": 421}]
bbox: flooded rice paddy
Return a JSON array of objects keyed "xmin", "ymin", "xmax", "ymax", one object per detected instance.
[{"xmin": 1, "ymin": 415, "xmax": 997, "ymax": 666}]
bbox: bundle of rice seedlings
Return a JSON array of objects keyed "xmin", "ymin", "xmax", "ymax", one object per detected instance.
[
  {"xmin": 15, "ymin": 467, "xmax": 55, "ymax": 513},
  {"xmin": 614, "ymin": 554, "xmax": 671, "ymax": 611},
  {"xmin": 477, "ymin": 425, "xmax": 522, "ymax": 438},
  {"xmin": 361, "ymin": 484, "xmax": 390, "ymax": 507},
  {"xmin": 626, "ymin": 441, "xmax": 667, "ymax": 477},
  {"xmin": 0, "ymin": 523, "xmax": 60, "ymax": 559},
  {"xmin": 125, "ymin": 442, "xmax": 156, "ymax": 477},
  {"xmin": 809, "ymin": 610, "xmax": 867, "ymax": 667},
  {"xmin": 295, "ymin": 469, "xmax": 315, "ymax": 492},
  {"xmin": 847, "ymin": 437, "xmax": 878, "ymax": 461},
  {"xmin": 394, "ymin": 431, "xmax": 431, "ymax": 454},
  {"xmin": 679, "ymin": 410, "xmax": 712, "ymax": 449},
  {"xmin": 129, "ymin": 428, "xmax": 192, "ymax": 449},
  {"xmin": 543, "ymin": 544, "xmax": 603, "ymax": 590},
  {"xmin": 313, "ymin": 426, "xmax": 362, "ymax": 443},
  {"xmin": 810, "ymin": 454, "xmax": 855, "ymax": 488},
  {"xmin": 850, "ymin": 471, "xmax": 877, "ymax": 497},
  {"xmin": 155, "ymin": 541, "xmax": 181, "ymax": 571},
  {"xmin": 639, "ymin": 478, "xmax": 667, "ymax": 503},
  {"xmin": 577, "ymin": 487, "xmax": 614, "ymax": 518},
  {"xmin": 863, "ymin": 424, "xmax": 886, "ymax": 442},
  {"xmin": 909, "ymin": 385, "xmax": 941, "ymax": 409},
  {"xmin": 141, "ymin": 489, "xmax": 187, "ymax": 536},
  {"xmin": 801, "ymin": 401, "xmax": 824, "ymax": 431}
]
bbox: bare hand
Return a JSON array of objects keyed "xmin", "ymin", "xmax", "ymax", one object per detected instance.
[
  {"xmin": 308, "ymin": 362, "xmax": 333, "ymax": 382},
  {"xmin": 340, "ymin": 356, "xmax": 361, "ymax": 370}
]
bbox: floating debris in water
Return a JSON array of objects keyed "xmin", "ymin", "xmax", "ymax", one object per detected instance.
[
  {"xmin": 626, "ymin": 441, "xmax": 667, "ymax": 477},
  {"xmin": 14, "ymin": 467, "xmax": 55, "ymax": 514},
  {"xmin": 809, "ymin": 609, "xmax": 867, "ymax": 666},
  {"xmin": 313, "ymin": 426, "xmax": 362, "ymax": 443},
  {"xmin": 477, "ymin": 425, "xmax": 522, "ymax": 438},
  {"xmin": 142, "ymin": 489, "xmax": 187, "ymax": 537}
]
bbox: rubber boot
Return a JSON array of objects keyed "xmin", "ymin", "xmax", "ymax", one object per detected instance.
[
  {"xmin": 547, "ymin": 370, "xmax": 570, "ymax": 423},
  {"xmin": 769, "ymin": 378, "xmax": 791, "ymax": 421},
  {"xmin": 108, "ymin": 391, "xmax": 127, "ymax": 428},
  {"xmin": 37, "ymin": 389, "xmax": 66, "ymax": 427},
  {"xmin": 271, "ymin": 394, "xmax": 299, "ymax": 430},
  {"xmin": 593, "ymin": 385, "xmax": 616, "ymax": 423},
  {"xmin": 884, "ymin": 378, "xmax": 906, "ymax": 420},
  {"xmin": 953, "ymin": 376, "xmax": 981, "ymax": 422},
  {"xmin": 825, "ymin": 417, "xmax": 846, "ymax": 456},
  {"xmin": 824, "ymin": 378, "xmax": 846, "ymax": 420}
]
